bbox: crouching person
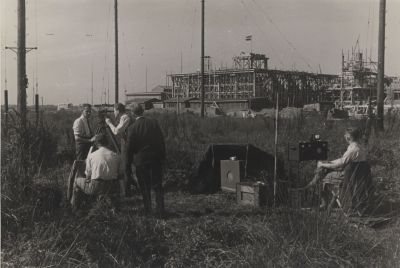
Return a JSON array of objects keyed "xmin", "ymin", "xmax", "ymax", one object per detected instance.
[{"xmin": 70, "ymin": 133, "xmax": 123, "ymax": 211}]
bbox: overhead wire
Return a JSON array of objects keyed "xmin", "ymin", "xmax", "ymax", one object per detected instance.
[
  {"xmin": 208, "ymin": 1, "xmax": 248, "ymax": 69},
  {"xmin": 239, "ymin": 0, "xmax": 285, "ymax": 69},
  {"xmin": 369, "ymin": 3, "xmax": 375, "ymax": 62},
  {"xmin": 175, "ymin": 0, "xmax": 190, "ymax": 73},
  {"xmin": 121, "ymin": 31, "xmax": 134, "ymax": 90},
  {"xmin": 250, "ymin": 0, "xmax": 314, "ymax": 72},
  {"xmin": 189, "ymin": 0, "xmax": 197, "ymax": 64}
]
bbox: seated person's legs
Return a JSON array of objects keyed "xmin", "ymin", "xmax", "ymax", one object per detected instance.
[
  {"xmin": 321, "ymin": 171, "xmax": 344, "ymax": 209},
  {"xmin": 70, "ymin": 177, "xmax": 98, "ymax": 209}
]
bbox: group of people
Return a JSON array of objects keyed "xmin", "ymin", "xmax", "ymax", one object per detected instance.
[
  {"xmin": 70, "ymin": 103, "xmax": 166, "ymax": 216},
  {"xmin": 70, "ymin": 102, "xmax": 373, "ymax": 216}
]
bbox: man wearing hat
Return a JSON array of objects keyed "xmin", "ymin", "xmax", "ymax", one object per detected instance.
[{"xmin": 126, "ymin": 104, "xmax": 166, "ymax": 215}]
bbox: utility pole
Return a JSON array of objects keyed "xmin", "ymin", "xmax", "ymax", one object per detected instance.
[
  {"xmin": 35, "ymin": 93, "xmax": 39, "ymax": 125},
  {"xmin": 6, "ymin": 1, "xmax": 37, "ymax": 128},
  {"xmin": 17, "ymin": 0, "xmax": 27, "ymax": 128},
  {"xmin": 376, "ymin": 0, "xmax": 386, "ymax": 131},
  {"xmin": 91, "ymin": 62, "xmax": 94, "ymax": 105},
  {"xmin": 114, "ymin": 0, "xmax": 119, "ymax": 104},
  {"xmin": 180, "ymin": 50, "xmax": 183, "ymax": 73},
  {"xmin": 200, "ymin": 0, "xmax": 205, "ymax": 118}
]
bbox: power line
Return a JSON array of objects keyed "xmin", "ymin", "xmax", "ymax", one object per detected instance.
[
  {"xmin": 239, "ymin": 0, "xmax": 285, "ymax": 69},
  {"xmin": 250, "ymin": 0, "xmax": 314, "ymax": 72}
]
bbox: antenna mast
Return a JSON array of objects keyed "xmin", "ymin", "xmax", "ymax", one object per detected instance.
[
  {"xmin": 376, "ymin": 0, "xmax": 386, "ymax": 131},
  {"xmin": 200, "ymin": 0, "xmax": 205, "ymax": 118},
  {"xmin": 114, "ymin": 0, "xmax": 119, "ymax": 104}
]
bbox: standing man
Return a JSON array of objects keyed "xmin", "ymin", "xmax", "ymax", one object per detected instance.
[
  {"xmin": 73, "ymin": 103, "xmax": 95, "ymax": 160},
  {"xmin": 105, "ymin": 103, "xmax": 132, "ymax": 196},
  {"xmin": 126, "ymin": 104, "xmax": 166, "ymax": 215}
]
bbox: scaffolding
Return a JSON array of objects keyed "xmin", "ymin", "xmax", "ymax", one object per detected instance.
[
  {"xmin": 326, "ymin": 51, "xmax": 378, "ymax": 105},
  {"xmin": 169, "ymin": 53, "xmax": 338, "ymax": 108}
]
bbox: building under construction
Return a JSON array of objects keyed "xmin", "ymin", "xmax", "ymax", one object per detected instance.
[
  {"xmin": 325, "ymin": 50, "xmax": 379, "ymax": 105},
  {"xmin": 168, "ymin": 53, "xmax": 338, "ymax": 111}
]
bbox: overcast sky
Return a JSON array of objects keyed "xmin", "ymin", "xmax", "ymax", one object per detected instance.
[{"xmin": 1, "ymin": 0, "xmax": 400, "ymax": 105}]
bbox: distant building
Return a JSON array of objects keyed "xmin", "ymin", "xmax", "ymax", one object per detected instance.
[
  {"xmin": 151, "ymin": 85, "xmax": 172, "ymax": 98},
  {"xmin": 57, "ymin": 103, "xmax": 73, "ymax": 111},
  {"xmin": 386, "ymin": 77, "xmax": 400, "ymax": 105},
  {"xmin": 125, "ymin": 85, "xmax": 172, "ymax": 109}
]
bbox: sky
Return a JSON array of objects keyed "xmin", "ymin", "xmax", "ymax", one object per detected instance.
[{"xmin": 1, "ymin": 0, "xmax": 400, "ymax": 105}]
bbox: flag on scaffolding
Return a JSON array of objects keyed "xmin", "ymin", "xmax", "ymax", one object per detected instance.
[{"xmin": 245, "ymin": 35, "xmax": 252, "ymax": 41}]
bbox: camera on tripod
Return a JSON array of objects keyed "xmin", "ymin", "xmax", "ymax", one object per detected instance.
[{"xmin": 288, "ymin": 134, "xmax": 328, "ymax": 161}]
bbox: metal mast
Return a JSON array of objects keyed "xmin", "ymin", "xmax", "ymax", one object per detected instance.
[
  {"xmin": 200, "ymin": 0, "xmax": 205, "ymax": 118},
  {"xmin": 114, "ymin": 0, "xmax": 119, "ymax": 104},
  {"xmin": 376, "ymin": 0, "xmax": 386, "ymax": 131},
  {"xmin": 17, "ymin": 0, "xmax": 27, "ymax": 127}
]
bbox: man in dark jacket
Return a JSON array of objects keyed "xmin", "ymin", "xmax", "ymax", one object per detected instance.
[{"xmin": 126, "ymin": 104, "xmax": 166, "ymax": 215}]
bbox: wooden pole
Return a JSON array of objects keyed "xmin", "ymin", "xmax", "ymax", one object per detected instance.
[
  {"xmin": 273, "ymin": 92, "xmax": 279, "ymax": 206},
  {"xmin": 200, "ymin": 0, "xmax": 205, "ymax": 118},
  {"xmin": 35, "ymin": 94, "xmax": 39, "ymax": 125},
  {"xmin": 4, "ymin": 90, "xmax": 9, "ymax": 114},
  {"xmin": 91, "ymin": 62, "xmax": 94, "ymax": 105},
  {"xmin": 376, "ymin": 0, "xmax": 386, "ymax": 131},
  {"xmin": 17, "ymin": 0, "xmax": 27, "ymax": 128},
  {"xmin": 114, "ymin": 0, "xmax": 119, "ymax": 104},
  {"xmin": 4, "ymin": 90, "xmax": 8, "ymax": 136}
]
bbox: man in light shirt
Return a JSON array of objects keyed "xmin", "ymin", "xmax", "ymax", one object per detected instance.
[
  {"xmin": 105, "ymin": 103, "xmax": 131, "ymax": 139},
  {"xmin": 299, "ymin": 127, "xmax": 372, "ymax": 211},
  {"xmin": 105, "ymin": 103, "xmax": 133, "ymax": 196},
  {"xmin": 70, "ymin": 133, "xmax": 123, "ymax": 210},
  {"xmin": 72, "ymin": 104, "xmax": 96, "ymax": 160}
]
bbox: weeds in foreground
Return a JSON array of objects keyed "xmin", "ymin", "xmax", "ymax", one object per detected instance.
[{"xmin": 1, "ymin": 111, "xmax": 400, "ymax": 267}]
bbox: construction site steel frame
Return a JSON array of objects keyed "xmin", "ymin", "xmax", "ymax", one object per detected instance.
[{"xmin": 169, "ymin": 53, "xmax": 338, "ymax": 108}]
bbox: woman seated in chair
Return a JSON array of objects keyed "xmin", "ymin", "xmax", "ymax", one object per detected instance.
[{"xmin": 300, "ymin": 127, "xmax": 373, "ymax": 213}]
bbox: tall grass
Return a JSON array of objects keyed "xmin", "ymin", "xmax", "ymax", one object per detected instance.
[{"xmin": 1, "ymin": 110, "xmax": 400, "ymax": 267}]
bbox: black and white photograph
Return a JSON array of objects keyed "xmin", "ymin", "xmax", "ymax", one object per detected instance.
[{"xmin": 1, "ymin": 0, "xmax": 400, "ymax": 266}]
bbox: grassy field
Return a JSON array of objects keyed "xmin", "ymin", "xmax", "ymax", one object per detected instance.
[{"xmin": 1, "ymin": 110, "xmax": 400, "ymax": 267}]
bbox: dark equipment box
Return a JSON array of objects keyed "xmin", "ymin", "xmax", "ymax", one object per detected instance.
[
  {"xmin": 288, "ymin": 141, "xmax": 328, "ymax": 161},
  {"xmin": 220, "ymin": 160, "xmax": 245, "ymax": 192},
  {"xmin": 236, "ymin": 182, "xmax": 272, "ymax": 207}
]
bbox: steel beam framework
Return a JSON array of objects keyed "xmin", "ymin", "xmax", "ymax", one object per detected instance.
[{"xmin": 170, "ymin": 69, "xmax": 338, "ymax": 108}]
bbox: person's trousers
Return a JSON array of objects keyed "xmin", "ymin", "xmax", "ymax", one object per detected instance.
[
  {"xmin": 75, "ymin": 143, "xmax": 91, "ymax": 160},
  {"xmin": 70, "ymin": 177, "xmax": 120, "ymax": 209},
  {"xmin": 121, "ymin": 139, "xmax": 138, "ymax": 196},
  {"xmin": 135, "ymin": 162, "xmax": 164, "ymax": 214}
]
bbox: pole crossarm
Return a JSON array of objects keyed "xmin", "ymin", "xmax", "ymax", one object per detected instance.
[{"xmin": 5, "ymin": 46, "xmax": 38, "ymax": 54}]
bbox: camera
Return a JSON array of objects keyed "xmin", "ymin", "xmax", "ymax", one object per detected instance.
[{"xmin": 288, "ymin": 134, "xmax": 328, "ymax": 161}]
